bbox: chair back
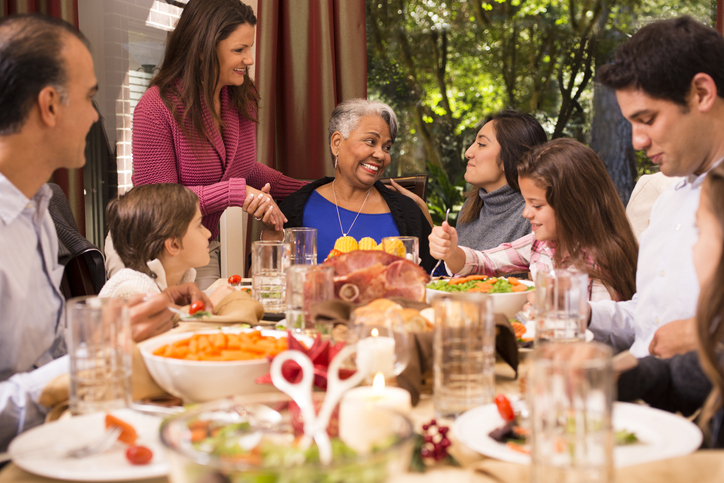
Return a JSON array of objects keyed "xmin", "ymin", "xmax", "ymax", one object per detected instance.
[{"xmin": 380, "ymin": 174, "xmax": 429, "ymax": 201}]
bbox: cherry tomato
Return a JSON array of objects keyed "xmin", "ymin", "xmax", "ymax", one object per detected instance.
[
  {"xmin": 228, "ymin": 274, "xmax": 242, "ymax": 285},
  {"xmin": 327, "ymin": 248, "xmax": 343, "ymax": 259},
  {"xmin": 125, "ymin": 445, "xmax": 153, "ymax": 465},
  {"xmin": 189, "ymin": 300, "xmax": 205, "ymax": 315},
  {"xmin": 494, "ymin": 394, "xmax": 515, "ymax": 422}
]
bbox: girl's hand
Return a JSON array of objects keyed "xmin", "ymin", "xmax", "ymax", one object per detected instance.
[
  {"xmin": 387, "ymin": 179, "xmax": 433, "ymax": 227},
  {"xmin": 428, "ymin": 222, "xmax": 459, "ymax": 260},
  {"xmin": 243, "ymin": 183, "xmax": 287, "ymax": 231}
]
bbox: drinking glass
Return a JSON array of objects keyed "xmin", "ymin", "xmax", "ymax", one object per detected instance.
[
  {"xmin": 348, "ymin": 308, "xmax": 409, "ymax": 380},
  {"xmin": 529, "ymin": 341, "xmax": 614, "ymax": 483},
  {"xmin": 285, "ymin": 265, "xmax": 334, "ymax": 334},
  {"xmin": 283, "ymin": 227, "xmax": 318, "ymax": 265},
  {"xmin": 251, "ymin": 240, "xmax": 290, "ymax": 313},
  {"xmin": 66, "ymin": 296, "xmax": 132, "ymax": 415},
  {"xmin": 381, "ymin": 236, "xmax": 420, "ymax": 264},
  {"xmin": 535, "ymin": 269, "xmax": 589, "ymax": 343},
  {"xmin": 432, "ymin": 292, "xmax": 495, "ymax": 418}
]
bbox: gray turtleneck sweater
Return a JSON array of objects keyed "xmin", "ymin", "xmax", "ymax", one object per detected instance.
[{"xmin": 456, "ymin": 184, "xmax": 531, "ymax": 251}]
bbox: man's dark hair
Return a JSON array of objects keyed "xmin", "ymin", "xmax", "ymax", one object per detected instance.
[
  {"xmin": 0, "ymin": 14, "xmax": 90, "ymax": 135},
  {"xmin": 598, "ymin": 16, "xmax": 724, "ymax": 106}
]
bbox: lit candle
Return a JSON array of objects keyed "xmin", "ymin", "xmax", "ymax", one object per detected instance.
[
  {"xmin": 356, "ymin": 328, "xmax": 396, "ymax": 377},
  {"xmin": 339, "ymin": 373, "xmax": 412, "ymax": 453}
]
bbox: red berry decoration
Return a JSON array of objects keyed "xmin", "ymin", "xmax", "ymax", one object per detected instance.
[
  {"xmin": 419, "ymin": 418, "xmax": 452, "ymax": 463},
  {"xmin": 228, "ymin": 274, "xmax": 242, "ymax": 285}
]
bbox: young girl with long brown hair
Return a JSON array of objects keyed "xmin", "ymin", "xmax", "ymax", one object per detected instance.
[{"xmin": 429, "ymin": 138, "xmax": 638, "ymax": 302}]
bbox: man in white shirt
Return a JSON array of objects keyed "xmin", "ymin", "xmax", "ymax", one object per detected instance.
[
  {"xmin": 590, "ymin": 16, "xmax": 724, "ymax": 358},
  {"xmin": 0, "ymin": 14, "xmax": 210, "ymax": 451}
]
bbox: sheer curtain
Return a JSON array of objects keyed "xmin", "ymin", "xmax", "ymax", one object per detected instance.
[
  {"xmin": 255, "ymin": 0, "xmax": 367, "ymax": 180},
  {"xmin": 1, "ymin": 0, "xmax": 84, "ymax": 235}
]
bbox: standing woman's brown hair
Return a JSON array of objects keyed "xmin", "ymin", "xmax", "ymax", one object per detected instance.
[
  {"xmin": 151, "ymin": 0, "xmax": 259, "ymax": 143},
  {"xmin": 458, "ymin": 111, "xmax": 547, "ymax": 225},
  {"xmin": 107, "ymin": 184, "xmax": 199, "ymax": 277},
  {"xmin": 517, "ymin": 139, "xmax": 639, "ymax": 301},
  {"xmin": 696, "ymin": 164, "xmax": 724, "ymax": 440}
]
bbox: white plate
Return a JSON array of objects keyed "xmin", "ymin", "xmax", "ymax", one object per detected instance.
[
  {"xmin": 453, "ymin": 401, "xmax": 702, "ymax": 467},
  {"xmin": 9, "ymin": 409, "xmax": 168, "ymax": 481}
]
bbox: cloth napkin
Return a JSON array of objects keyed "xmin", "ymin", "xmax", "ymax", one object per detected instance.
[{"xmin": 310, "ymin": 299, "xmax": 520, "ymax": 406}]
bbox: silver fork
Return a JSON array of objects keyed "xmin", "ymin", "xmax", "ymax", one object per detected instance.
[
  {"xmin": 430, "ymin": 208, "xmax": 451, "ymax": 276},
  {"xmin": 12, "ymin": 426, "xmax": 122, "ymax": 460}
]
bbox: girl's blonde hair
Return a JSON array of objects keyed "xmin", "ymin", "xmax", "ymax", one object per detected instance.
[
  {"xmin": 517, "ymin": 138, "xmax": 638, "ymax": 301},
  {"xmin": 106, "ymin": 184, "xmax": 199, "ymax": 278}
]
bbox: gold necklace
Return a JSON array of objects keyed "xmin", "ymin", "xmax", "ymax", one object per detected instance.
[{"xmin": 332, "ymin": 179, "xmax": 372, "ymax": 237}]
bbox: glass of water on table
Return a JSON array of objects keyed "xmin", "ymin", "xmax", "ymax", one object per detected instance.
[
  {"xmin": 535, "ymin": 268, "xmax": 589, "ymax": 343},
  {"xmin": 251, "ymin": 240, "xmax": 290, "ymax": 314},
  {"xmin": 284, "ymin": 227, "xmax": 318, "ymax": 265}
]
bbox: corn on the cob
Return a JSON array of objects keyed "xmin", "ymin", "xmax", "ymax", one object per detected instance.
[
  {"xmin": 358, "ymin": 237, "xmax": 378, "ymax": 250},
  {"xmin": 334, "ymin": 236, "xmax": 359, "ymax": 253},
  {"xmin": 382, "ymin": 238, "xmax": 406, "ymax": 257}
]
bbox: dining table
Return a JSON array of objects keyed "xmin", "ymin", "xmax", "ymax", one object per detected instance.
[{"xmin": 2, "ymin": 351, "xmax": 723, "ymax": 483}]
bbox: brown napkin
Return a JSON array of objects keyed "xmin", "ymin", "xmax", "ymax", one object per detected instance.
[{"xmin": 310, "ymin": 299, "xmax": 520, "ymax": 406}]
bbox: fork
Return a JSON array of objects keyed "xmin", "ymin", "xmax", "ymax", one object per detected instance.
[
  {"xmin": 430, "ymin": 208, "xmax": 451, "ymax": 276},
  {"xmin": 12, "ymin": 426, "xmax": 122, "ymax": 460}
]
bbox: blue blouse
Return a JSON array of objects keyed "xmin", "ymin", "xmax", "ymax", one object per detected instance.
[{"xmin": 302, "ymin": 191, "xmax": 399, "ymax": 263}]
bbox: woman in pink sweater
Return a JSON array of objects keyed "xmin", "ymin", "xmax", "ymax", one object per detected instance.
[{"xmin": 130, "ymin": 0, "xmax": 305, "ymax": 288}]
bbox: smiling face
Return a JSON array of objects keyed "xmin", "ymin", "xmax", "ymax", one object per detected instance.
[
  {"xmin": 520, "ymin": 176, "xmax": 557, "ymax": 242},
  {"xmin": 332, "ymin": 115, "xmax": 392, "ymax": 188},
  {"xmin": 215, "ymin": 23, "xmax": 255, "ymax": 91},
  {"xmin": 693, "ymin": 186, "xmax": 723, "ymax": 289},
  {"xmin": 54, "ymin": 35, "xmax": 99, "ymax": 170},
  {"xmin": 464, "ymin": 121, "xmax": 507, "ymax": 193},
  {"xmin": 616, "ymin": 87, "xmax": 711, "ymax": 177},
  {"xmin": 177, "ymin": 205, "xmax": 212, "ymax": 269}
]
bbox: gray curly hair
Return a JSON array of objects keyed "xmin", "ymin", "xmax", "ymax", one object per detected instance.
[{"xmin": 328, "ymin": 98, "xmax": 398, "ymax": 158}]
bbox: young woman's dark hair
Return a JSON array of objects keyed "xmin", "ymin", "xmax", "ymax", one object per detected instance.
[
  {"xmin": 151, "ymin": 0, "xmax": 259, "ymax": 143},
  {"xmin": 458, "ymin": 111, "xmax": 547, "ymax": 225},
  {"xmin": 518, "ymin": 139, "xmax": 639, "ymax": 301},
  {"xmin": 0, "ymin": 14, "xmax": 89, "ymax": 135},
  {"xmin": 697, "ymin": 164, "xmax": 724, "ymax": 439},
  {"xmin": 106, "ymin": 184, "xmax": 199, "ymax": 278},
  {"xmin": 598, "ymin": 16, "xmax": 724, "ymax": 107}
]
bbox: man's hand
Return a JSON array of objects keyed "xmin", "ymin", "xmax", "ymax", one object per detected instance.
[
  {"xmin": 648, "ymin": 318, "xmax": 697, "ymax": 358},
  {"xmin": 127, "ymin": 283, "xmax": 213, "ymax": 342}
]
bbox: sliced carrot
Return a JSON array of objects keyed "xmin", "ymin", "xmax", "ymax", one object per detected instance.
[
  {"xmin": 507, "ymin": 277, "xmax": 519, "ymax": 284},
  {"xmin": 511, "ymin": 284, "xmax": 528, "ymax": 292},
  {"xmin": 506, "ymin": 441, "xmax": 530, "ymax": 454},
  {"xmin": 153, "ymin": 332, "xmax": 289, "ymax": 362},
  {"xmin": 105, "ymin": 414, "xmax": 138, "ymax": 445}
]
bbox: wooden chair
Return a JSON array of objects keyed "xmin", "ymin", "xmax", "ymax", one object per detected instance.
[{"xmin": 380, "ymin": 174, "xmax": 429, "ymax": 201}]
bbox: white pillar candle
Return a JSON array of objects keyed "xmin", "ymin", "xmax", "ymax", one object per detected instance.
[
  {"xmin": 356, "ymin": 331, "xmax": 395, "ymax": 376},
  {"xmin": 339, "ymin": 373, "xmax": 412, "ymax": 453}
]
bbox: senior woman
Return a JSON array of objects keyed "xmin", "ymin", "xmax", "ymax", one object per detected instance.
[
  {"xmin": 127, "ymin": 0, "xmax": 305, "ymax": 289},
  {"xmin": 271, "ymin": 99, "xmax": 435, "ymax": 271}
]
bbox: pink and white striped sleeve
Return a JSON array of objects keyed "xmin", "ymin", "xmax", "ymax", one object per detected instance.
[{"xmin": 453, "ymin": 233, "xmax": 535, "ymax": 277}]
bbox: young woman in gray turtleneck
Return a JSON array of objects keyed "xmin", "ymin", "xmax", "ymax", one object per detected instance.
[{"xmin": 456, "ymin": 111, "xmax": 547, "ymax": 251}]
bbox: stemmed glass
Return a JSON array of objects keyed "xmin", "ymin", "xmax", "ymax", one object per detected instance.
[{"xmin": 347, "ymin": 308, "xmax": 409, "ymax": 381}]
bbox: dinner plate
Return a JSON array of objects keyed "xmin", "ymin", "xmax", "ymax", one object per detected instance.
[
  {"xmin": 9, "ymin": 409, "xmax": 168, "ymax": 481},
  {"xmin": 453, "ymin": 402, "xmax": 702, "ymax": 467}
]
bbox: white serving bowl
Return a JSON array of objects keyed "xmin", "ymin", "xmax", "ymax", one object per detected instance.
[
  {"xmin": 426, "ymin": 279, "xmax": 534, "ymax": 319},
  {"xmin": 138, "ymin": 328, "xmax": 309, "ymax": 403}
]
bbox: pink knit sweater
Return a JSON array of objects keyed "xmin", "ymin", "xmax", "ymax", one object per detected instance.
[{"xmin": 131, "ymin": 85, "xmax": 305, "ymax": 240}]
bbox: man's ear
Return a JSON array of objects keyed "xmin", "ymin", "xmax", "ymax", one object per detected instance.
[
  {"xmin": 164, "ymin": 237, "xmax": 181, "ymax": 256},
  {"xmin": 36, "ymin": 86, "xmax": 62, "ymax": 127},
  {"xmin": 691, "ymin": 73, "xmax": 718, "ymax": 113}
]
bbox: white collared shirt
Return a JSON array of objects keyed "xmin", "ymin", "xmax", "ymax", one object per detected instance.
[
  {"xmin": 589, "ymin": 169, "xmax": 710, "ymax": 357},
  {"xmin": 0, "ymin": 177, "xmax": 68, "ymax": 451}
]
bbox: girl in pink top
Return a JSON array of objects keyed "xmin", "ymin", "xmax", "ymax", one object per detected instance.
[
  {"xmin": 429, "ymin": 139, "xmax": 639, "ymax": 302},
  {"xmin": 131, "ymin": 0, "xmax": 305, "ymax": 286}
]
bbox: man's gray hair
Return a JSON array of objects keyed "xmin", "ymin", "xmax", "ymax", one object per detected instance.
[{"xmin": 328, "ymin": 98, "xmax": 398, "ymax": 157}]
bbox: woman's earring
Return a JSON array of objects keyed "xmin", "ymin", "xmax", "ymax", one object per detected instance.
[{"xmin": 334, "ymin": 154, "xmax": 338, "ymax": 170}]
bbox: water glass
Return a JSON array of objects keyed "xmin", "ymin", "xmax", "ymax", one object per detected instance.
[
  {"xmin": 381, "ymin": 236, "xmax": 420, "ymax": 264},
  {"xmin": 283, "ymin": 227, "xmax": 317, "ymax": 265},
  {"xmin": 251, "ymin": 241, "xmax": 290, "ymax": 313},
  {"xmin": 66, "ymin": 296, "xmax": 132, "ymax": 415},
  {"xmin": 535, "ymin": 269, "xmax": 589, "ymax": 343},
  {"xmin": 285, "ymin": 265, "xmax": 334, "ymax": 334},
  {"xmin": 529, "ymin": 341, "xmax": 614, "ymax": 483},
  {"xmin": 432, "ymin": 293, "xmax": 495, "ymax": 418}
]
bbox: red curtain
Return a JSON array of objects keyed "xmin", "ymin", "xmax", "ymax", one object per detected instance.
[
  {"xmin": 1, "ymin": 0, "xmax": 84, "ymax": 235},
  {"xmin": 255, "ymin": 0, "xmax": 367, "ymax": 180}
]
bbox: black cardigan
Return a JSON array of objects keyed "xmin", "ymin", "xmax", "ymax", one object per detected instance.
[{"xmin": 279, "ymin": 177, "xmax": 436, "ymax": 272}]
